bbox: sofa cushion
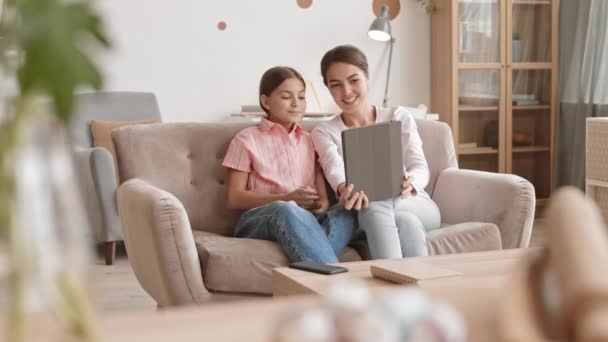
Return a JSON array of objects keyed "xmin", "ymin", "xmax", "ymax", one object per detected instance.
[
  {"xmin": 91, "ymin": 119, "xmax": 158, "ymax": 181},
  {"xmin": 427, "ymin": 222, "xmax": 502, "ymax": 254},
  {"xmin": 193, "ymin": 231, "xmax": 362, "ymax": 295},
  {"xmin": 193, "ymin": 222, "xmax": 499, "ymax": 294},
  {"xmin": 349, "ymin": 222, "xmax": 502, "ymax": 259}
]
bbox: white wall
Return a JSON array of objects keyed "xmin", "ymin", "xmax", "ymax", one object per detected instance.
[{"xmin": 97, "ymin": 0, "xmax": 431, "ymax": 122}]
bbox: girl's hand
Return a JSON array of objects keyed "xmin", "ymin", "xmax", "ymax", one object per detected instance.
[
  {"xmin": 309, "ymin": 199, "xmax": 330, "ymax": 215},
  {"xmin": 287, "ymin": 186, "xmax": 320, "ymax": 208},
  {"xmin": 401, "ymin": 175, "xmax": 415, "ymax": 199},
  {"xmin": 337, "ymin": 183, "xmax": 369, "ymax": 210}
]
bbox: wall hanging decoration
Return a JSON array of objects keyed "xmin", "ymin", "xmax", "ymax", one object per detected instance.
[
  {"xmin": 373, "ymin": 0, "xmax": 401, "ymax": 19},
  {"xmin": 297, "ymin": 0, "xmax": 313, "ymax": 9}
]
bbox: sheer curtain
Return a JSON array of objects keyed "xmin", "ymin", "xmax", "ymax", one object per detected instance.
[{"xmin": 555, "ymin": 0, "xmax": 608, "ymax": 189}]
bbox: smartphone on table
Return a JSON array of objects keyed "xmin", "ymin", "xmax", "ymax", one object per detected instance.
[{"xmin": 288, "ymin": 261, "xmax": 348, "ymax": 275}]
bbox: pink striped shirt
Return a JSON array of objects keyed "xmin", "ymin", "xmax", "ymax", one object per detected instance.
[{"xmin": 222, "ymin": 117, "xmax": 316, "ymax": 194}]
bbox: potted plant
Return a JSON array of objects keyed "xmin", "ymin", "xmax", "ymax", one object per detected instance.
[{"xmin": 0, "ymin": 0, "xmax": 109, "ymax": 341}]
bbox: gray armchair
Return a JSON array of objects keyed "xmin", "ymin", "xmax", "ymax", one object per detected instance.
[{"xmin": 68, "ymin": 91, "xmax": 161, "ymax": 264}]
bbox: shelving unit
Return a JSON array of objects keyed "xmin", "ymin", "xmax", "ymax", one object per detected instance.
[
  {"xmin": 512, "ymin": 105, "xmax": 550, "ymax": 110},
  {"xmin": 459, "ymin": 106, "xmax": 499, "ymax": 111},
  {"xmin": 458, "ymin": 148, "xmax": 499, "ymax": 155},
  {"xmin": 512, "ymin": 0, "xmax": 551, "ymax": 5},
  {"xmin": 512, "ymin": 146, "xmax": 550, "ymax": 153},
  {"xmin": 431, "ymin": 0, "xmax": 558, "ymax": 204}
]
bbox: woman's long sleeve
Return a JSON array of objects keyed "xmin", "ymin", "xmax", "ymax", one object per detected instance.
[
  {"xmin": 395, "ymin": 107, "xmax": 430, "ymax": 194},
  {"xmin": 311, "ymin": 125, "xmax": 345, "ymax": 193}
]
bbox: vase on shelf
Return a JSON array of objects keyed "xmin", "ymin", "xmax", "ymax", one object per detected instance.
[{"xmin": 512, "ymin": 32, "xmax": 522, "ymax": 62}]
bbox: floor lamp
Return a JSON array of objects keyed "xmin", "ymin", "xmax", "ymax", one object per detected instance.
[{"xmin": 368, "ymin": 4, "xmax": 395, "ymax": 108}]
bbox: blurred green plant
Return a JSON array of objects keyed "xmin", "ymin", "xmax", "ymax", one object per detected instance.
[
  {"xmin": 0, "ymin": 0, "xmax": 110, "ymax": 341},
  {"xmin": 513, "ymin": 32, "xmax": 521, "ymax": 40},
  {"xmin": 7, "ymin": 0, "xmax": 110, "ymax": 120},
  {"xmin": 415, "ymin": 0, "xmax": 435, "ymax": 13}
]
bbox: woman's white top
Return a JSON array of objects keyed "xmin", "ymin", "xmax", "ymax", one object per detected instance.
[{"xmin": 311, "ymin": 106, "xmax": 430, "ymax": 195}]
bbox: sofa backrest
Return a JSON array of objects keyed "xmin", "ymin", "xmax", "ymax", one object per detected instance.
[
  {"xmin": 415, "ymin": 119, "xmax": 458, "ymax": 195},
  {"xmin": 113, "ymin": 119, "xmax": 457, "ymax": 236}
]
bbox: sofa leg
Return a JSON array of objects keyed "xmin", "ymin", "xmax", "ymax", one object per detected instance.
[{"xmin": 104, "ymin": 241, "xmax": 116, "ymax": 265}]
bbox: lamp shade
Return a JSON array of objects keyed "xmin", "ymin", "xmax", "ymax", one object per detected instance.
[{"xmin": 368, "ymin": 4, "xmax": 391, "ymax": 42}]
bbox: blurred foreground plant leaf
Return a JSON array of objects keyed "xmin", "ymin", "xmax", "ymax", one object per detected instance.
[{"xmin": 9, "ymin": 0, "xmax": 110, "ymax": 122}]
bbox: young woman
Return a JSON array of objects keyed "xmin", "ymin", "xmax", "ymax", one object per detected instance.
[
  {"xmin": 312, "ymin": 45, "xmax": 441, "ymax": 259},
  {"xmin": 223, "ymin": 66, "xmax": 355, "ymax": 263}
]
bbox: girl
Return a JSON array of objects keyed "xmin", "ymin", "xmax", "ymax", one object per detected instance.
[
  {"xmin": 312, "ymin": 45, "xmax": 441, "ymax": 259},
  {"xmin": 223, "ymin": 66, "xmax": 355, "ymax": 263}
]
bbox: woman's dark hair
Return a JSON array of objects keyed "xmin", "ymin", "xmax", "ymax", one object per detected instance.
[
  {"xmin": 320, "ymin": 45, "xmax": 369, "ymax": 85},
  {"xmin": 259, "ymin": 66, "xmax": 305, "ymax": 115}
]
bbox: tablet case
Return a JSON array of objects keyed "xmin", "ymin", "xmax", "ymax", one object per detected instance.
[{"xmin": 341, "ymin": 121, "xmax": 404, "ymax": 202}]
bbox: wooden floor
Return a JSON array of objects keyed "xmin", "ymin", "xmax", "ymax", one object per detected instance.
[
  {"xmin": 92, "ymin": 220, "xmax": 546, "ymax": 315},
  {"xmin": 91, "ymin": 248, "xmax": 157, "ymax": 313}
]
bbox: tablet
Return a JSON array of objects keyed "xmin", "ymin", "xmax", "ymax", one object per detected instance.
[{"xmin": 341, "ymin": 121, "xmax": 404, "ymax": 202}]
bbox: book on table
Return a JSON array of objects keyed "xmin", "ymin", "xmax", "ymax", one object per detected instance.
[{"xmin": 370, "ymin": 260, "xmax": 462, "ymax": 284}]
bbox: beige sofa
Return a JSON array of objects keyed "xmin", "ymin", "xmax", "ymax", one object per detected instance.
[{"xmin": 113, "ymin": 120, "xmax": 535, "ymax": 307}]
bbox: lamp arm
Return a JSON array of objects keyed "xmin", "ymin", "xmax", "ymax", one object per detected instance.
[{"xmin": 383, "ymin": 38, "xmax": 395, "ymax": 108}]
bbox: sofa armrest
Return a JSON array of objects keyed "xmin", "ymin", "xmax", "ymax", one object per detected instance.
[
  {"xmin": 117, "ymin": 178, "xmax": 210, "ymax": 307},
  {"xmin": 432, "ymin": 168, "xmax": 535, "ymax": 249},
  {"xmin": 89, "ymin": 147, "xmax": 123, "ymax": 242}
]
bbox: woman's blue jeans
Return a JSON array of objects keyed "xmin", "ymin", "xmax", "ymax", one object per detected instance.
[
  {"xmin": 358, "ymin": 191, "xmax": 441, "ymax": 259},
  {"xmin": 234, "ymin": 201, "xmax": 356, "ymax": 263}
]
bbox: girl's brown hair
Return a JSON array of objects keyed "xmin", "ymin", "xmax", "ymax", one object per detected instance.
[
  {"xmin": 320, "ymin": 45, "xmax": 369, "ymax": 85},
  {"xmin": 259, "ymin": 66, "xmax": 306, "ymax": 115}
]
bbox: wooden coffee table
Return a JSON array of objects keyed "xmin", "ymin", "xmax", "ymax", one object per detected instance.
[
  {"xmin": 272, "ymin": 248, "xmax": 540, "ymax": 297},
  {"xmin": 272, "ymin": 248, "xmax": 542, "ymax": 342}
]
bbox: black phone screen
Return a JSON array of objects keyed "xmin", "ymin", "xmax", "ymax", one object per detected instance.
[{"xmin": 288, "ymin": 261, "xmax": 348, "ymax": 275}]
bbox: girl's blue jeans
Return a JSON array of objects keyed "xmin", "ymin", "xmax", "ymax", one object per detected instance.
[{"xmin": 234, "ymin": 201, "xmax": 357, "ymax": 263}]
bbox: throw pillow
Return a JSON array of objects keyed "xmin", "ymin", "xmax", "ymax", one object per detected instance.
[{"xmin": 91, "ymin": 119, "xmax": 159, "ymax": 183}]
